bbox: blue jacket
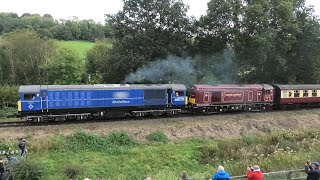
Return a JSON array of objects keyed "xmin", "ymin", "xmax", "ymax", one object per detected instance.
[{"xmin": 212, "ymin": 171, "xmax": 230, "ymax": 180}]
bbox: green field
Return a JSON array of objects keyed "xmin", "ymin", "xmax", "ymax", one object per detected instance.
[{"xmin": 56, "ymin": 40, "xmax": 95, "ymax": 59}]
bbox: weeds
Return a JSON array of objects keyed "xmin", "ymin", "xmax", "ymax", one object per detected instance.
[{"xmin": 146, "ymin": 131, "xmax": 169, "ymax": 143}]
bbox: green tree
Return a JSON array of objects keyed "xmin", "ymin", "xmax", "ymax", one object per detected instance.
[
  {"xmin": 86, "ymin": 40, "xmax": 111, "ymax": 83},
  {"xmin": 42, "ymin": 47, "xmax": 85, "ymax": 84},
  {"xmin": 1, "ymin": 30, "xmax": 55, "ymax": 84},
  {"xmin": 104, "ymin": 0, "xmax": 193, "ymax": 83}
]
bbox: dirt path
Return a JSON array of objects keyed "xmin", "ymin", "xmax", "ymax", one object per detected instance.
[{"xmin": 2, "ymin": 109, "xmax": 320, "ymax": 140}]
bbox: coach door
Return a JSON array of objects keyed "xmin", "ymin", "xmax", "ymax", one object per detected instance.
[
  {"xmin": 40, "ymin": 90, "xmax": 48, "ymax": 112},
  {"xmin": 203, "ymin": 92, "xmax": 211, "ymax": 103}
]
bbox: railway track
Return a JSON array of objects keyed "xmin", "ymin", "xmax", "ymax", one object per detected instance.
[{"xmin": 0, "ymin": 107, "xmax": 318, "ymax": 128}]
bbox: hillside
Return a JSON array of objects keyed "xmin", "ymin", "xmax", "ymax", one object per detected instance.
[{"xmin": 56, "ymin": 40, "xmax": 95, "ymax": 59}]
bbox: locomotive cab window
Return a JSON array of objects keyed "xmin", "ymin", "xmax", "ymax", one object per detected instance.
[
  {"xmin": 175, "ymin": 91, "xmax": 184, "ymax": 97},
  {"xmin": 303, "ymin": 90, "xmax": 308, "ymax": 97},
  {"xmin": 24, "ymin": 94, "xmax": 36, "ymax": 100},
  {"xmin": 312, "ymin": 90, "xmax": 317, "ymax": 97},
  {"xmin": 294, "ymin": 90, "xmax": 300, "ymax": 97}
]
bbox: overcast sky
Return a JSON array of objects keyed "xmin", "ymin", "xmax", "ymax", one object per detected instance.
[{"xmin": 0, "ymin": 0, "xmax": 319, "ymax": 23}]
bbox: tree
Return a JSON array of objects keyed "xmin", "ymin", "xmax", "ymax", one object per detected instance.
[
  {"xmin": 42, "ymin": 47, "xmax": 85, "ymax": 84},
  {"xmin": 1, "ymin": 30, "xmax": 55, "ymax": 84},
  {"xmin": 86, "ymin": 40, "xmax": 112, "ymax": 83},
  {"xmin": 103, "ymin": 0, "xmax": 193, "ymax": 83}
]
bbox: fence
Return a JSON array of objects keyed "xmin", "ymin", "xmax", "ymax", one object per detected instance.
[{"xmin": 230, "ymin": 169, "xmax": 305, "ymax": 180}]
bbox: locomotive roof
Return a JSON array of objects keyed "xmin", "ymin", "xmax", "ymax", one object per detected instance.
[
  {"xmin": 273, "ymin": 84, "xmax": 320, "ymax": 90},
  {"xmin": 19, "ymin": 84, "xmax": 186, "ymax": 93},
  {"xmin": 192, "ymin": 84, "xmax": 274, "ymax": 89}
]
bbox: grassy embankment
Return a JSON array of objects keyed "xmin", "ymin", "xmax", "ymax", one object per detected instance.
[{"xmin": 3, "ymin": 129, "xmax": 319, "ymax": 180}]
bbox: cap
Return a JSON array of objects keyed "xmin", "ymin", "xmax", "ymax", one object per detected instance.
[{"xmin": 312, "ymin": 162, "xmax": 320, "ymax": 167}]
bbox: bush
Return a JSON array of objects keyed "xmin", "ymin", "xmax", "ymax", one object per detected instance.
[
  {"xmin": 0, "ymin": 86, "xmax": 19, "ymax": 108},
  {"xmin": 241, "ymin": 134, "xmax": 257, "ymax": 145},
  {"xmin": 66, "ymin": 130, "xmax": 109, "ymax": 151},
  {"xmin": 11, "ymin": 160, "xmax": 44, "ymax": 180},
  {"xmin": 145, "ymin": 131, "xmax": 169, "ymax": 143},
  {"xmin": 107, "ymin": 132, "xmax": 135, "ymax": 146},
  {"xmin": 0, "ymin": 107, "xmax": 17, "ymax": 118},
  {"xmin": 63, "ymin": 164, "xmax": 82, "ymax": 179},
  {"xmin": 197, "ymin": 142, "xmax": 219, "ymax": 164}
]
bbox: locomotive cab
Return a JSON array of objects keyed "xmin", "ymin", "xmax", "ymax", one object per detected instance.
[{"xmin": 19, "ymin": 85, "xmax": 41, "ymax": 115}]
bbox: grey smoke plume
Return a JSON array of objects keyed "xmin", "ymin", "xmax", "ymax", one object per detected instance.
[{"xmin": 124, "ymin": 49, "xmax": 238, "ymax": 86}]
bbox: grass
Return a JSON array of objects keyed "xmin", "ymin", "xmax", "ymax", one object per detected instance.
[
  {"xmin": 56, "ymin": 40, "xmax": 95, "ymax": 59},
  {"xmin": 4, "ymin": 129, "xmax": 320, "ymax": 179}
]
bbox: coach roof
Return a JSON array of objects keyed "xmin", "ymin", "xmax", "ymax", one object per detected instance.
[{"xmin": 273, "ymin": 84, "xmax": 320, "ymax": 90}]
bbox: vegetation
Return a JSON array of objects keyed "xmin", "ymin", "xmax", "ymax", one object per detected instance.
[
  {"xmin": 0, "ymin": 13, "xmax": 110, "ymax": 41},
  {"xmin": 56, "ymin": 40, "xmax": 95, "ymax": 59},
  {"xmin": 0, "ymin": 129, "xmax": 315, "ymax": 179}
]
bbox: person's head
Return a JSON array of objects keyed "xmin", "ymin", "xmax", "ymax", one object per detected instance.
[
  {"xmin": 253, "ymin": 165, "xmax": 260, "ymax": 170},
  {"xmin": 217, "ymin": 165, "xmax": 225, "ymax": 172},
  {"xmin": 312, "ymin": 162, "xmax": 320, "ymax": 169},
  {"xmin": 145, "ymin": 177, "xmax": 152, "ymax": 180},
  {"xmin": 181, "ymin": 171, "xmax": 188, "ymax": 179}
]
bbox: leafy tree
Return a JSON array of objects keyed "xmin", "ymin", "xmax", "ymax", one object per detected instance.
[
  {"xmin": 104, "ymin": 0, "xmax": 193, "ymax": 83},
  {"xmin": 42, "ymin": 47, "xmax": 85, "ymax": 84},
  {"xmin": 86, "ymin": 40, "xmax": 111, "ymax": 83},
  {"xmin": 1, "ymin": 30, "xmax": 55, "ymax": 84}
]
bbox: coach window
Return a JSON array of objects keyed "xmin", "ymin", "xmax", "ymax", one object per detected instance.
[
  {"xmin": 283, "ymin": 91, "xmax": 288, "ymax": 98},
  {"xmin": 24, "ymin": 94, "xmax": 36, "ymax": 100},
  {"xmin": 294, "ymin": 90, "xmax": 300, "ymax": 97},
  {"xmin": 289, "ymin": 92, "xmax": 292, "ymax": 97},
  {"xmin": 303, "ymin": 90, "xmax": 308, "ymax": 97},
  {"xmin": 312, "ymin": 90, "xmax": 317, "ymax": 97}
]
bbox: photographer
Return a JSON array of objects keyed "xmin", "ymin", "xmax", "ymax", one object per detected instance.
[
  {"xmin": 246, "ymin": 165, "xmax": 262, "ymax": 180},
  {"xmin": 305, "ymin": 161, "xmax": 320, "ymax": 180}
]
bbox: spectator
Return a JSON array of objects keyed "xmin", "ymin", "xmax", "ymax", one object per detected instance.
[
  {"xmin": 181, "ymin": 171, "xmax": 191, "ymax": 180},
  {"xmin": 0, "ymin": 160, "xmax": 3, "ymax": 180},
  {"xmin": 212, "ymin": 165, "xmax": 230, "ymax": 180},
  {"xmin": 305, "ymin": 161, "xmax": 320, "ymax": 180},
  {"xmin": 18, "ymin": 138, "xmax": 27, "ymax": 158},
  {"xmin": 247, "ymin": 165, "xmax": 263, "ymax": 180}
]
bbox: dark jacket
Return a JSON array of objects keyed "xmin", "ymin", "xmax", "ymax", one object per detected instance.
[
  {"xmin": 305, "ymin": 166, "xmax": 320, "ymax": 180},
  {"xmin": 212, "ymin": 171, "xmax": 230, "ymax": 180}
]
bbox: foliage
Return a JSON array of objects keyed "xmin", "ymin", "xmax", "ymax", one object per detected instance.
[
  {"xmin": 63, "ymin": 163, "xmax": 82, "ymax": 179},
  {"xmin": 0, "ymin": 30, "xmax": 55, "ymax": 85},
  {"xmin": 103, "ymin": 0, "xmax": 194, "ymax": 82},
  {"xmin": 85, "ymin": 40, "xmax": 112, "ymax": 83},
  {"xmin": 11, "ymin": 160, "xmax": 45, "ymax": 180},
  {"xmin": 107, "ymin": 132, "xmax": 135, "ymax": 146},
  {"xmin": 0, "ymin": 13, "xmax": 110, "ymax": 41},
  {"xmin": 146, "ymin": 131, "xmax": 169, "ymax": 143},
  {"xmin": 0, "ymin": 85, "xmax": 18, "ymax": 107},
  {"xmin": 41, "ymin": 47, "xmax": 85, "ymax": 84}
]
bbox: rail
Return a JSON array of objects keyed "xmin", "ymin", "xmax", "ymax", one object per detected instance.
[{"xmin": 230, "ymin": 169, "xmax": 305, "ymax": 180}]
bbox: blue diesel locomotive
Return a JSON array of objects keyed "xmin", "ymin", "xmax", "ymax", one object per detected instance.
[{"xmin": 18, "ymin": 84, "xmax": 187, "ymax": 122}]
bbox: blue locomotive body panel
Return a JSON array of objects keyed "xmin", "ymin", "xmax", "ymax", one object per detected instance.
[{"xmin": 19, "ymin": 84, "xmax": 187, "ymax": 113}]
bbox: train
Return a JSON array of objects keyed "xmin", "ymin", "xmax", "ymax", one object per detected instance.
[{"xmin": 17, "ymin": 84, "xmax": 320, "ymax": 122}]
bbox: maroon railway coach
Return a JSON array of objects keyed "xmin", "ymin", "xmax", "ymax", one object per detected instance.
[
  {"xmin": 273, "ymin": 84, "xmax": 320, "ymax": 108},
  {"xmin": 188, "ymin": 84, "xmax": 274, "ymax": 113}
]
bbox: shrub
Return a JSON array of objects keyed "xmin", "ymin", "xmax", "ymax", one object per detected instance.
[
  {"xmin": 63, "ymin": 164, "xmax": 82, "ymax": 179},
  {"xmin": 0, "ymin": 86, "xmax": 19, "ymax": 108},
  {"xmin": 145, "ymin": 131, "xmax": 169, "ymax": 143},
  {"xmin": 11, "ymin": 160, "xmax": 44, "ymax": 180},
  {"xmin": 241, "ymin": 134, "xmax": 257, "ymax": 145},
  {"xmin": 0, "ymin": 107, "xmax": 17, "ymax": 118},
  {"xmin": 66, "ymin": 130, "xmax": 109, "ymax": 151},
  {"xmin": 196, "ymin": 142, "xmax": 219, "ymax": 164},
  {"xmin": 107, "ymin": 132, "xmax": 135, "ymax": 146}
]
